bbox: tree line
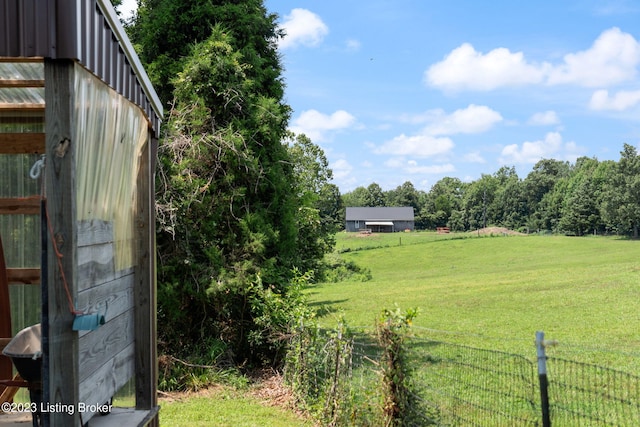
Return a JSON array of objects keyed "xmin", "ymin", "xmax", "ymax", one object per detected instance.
[
  {"xmin": 341, "ymin": 145, "xmax": 640, "ymax": 238},
  {"xmin": 118, "ymin": 0, "xmax": 639, "ymax": 374}
]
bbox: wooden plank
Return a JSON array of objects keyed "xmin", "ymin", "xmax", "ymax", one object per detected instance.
[
  {"xmin": 77, "ymin": 242, "xmax": 115, "ymax": 292},
  {"xmin": 0, "ymin": 133, "xmax": 45, "ymax": 154},
  {"xmin": 44, "ymin": 58, "xmax": 80, "ymax": 426},
  {"xmin": 78, "ymin": 343, "xmax": 135, "ymax": 424},
  {"xmin": 85, "ymin": 407, "xmax": 159, "ymax": 427},
  {"xmin": 77, "ymin": 220, "xmax": 114, "ymax": 247},
  {"xmin": 0, "ymin": 374, "xmax": 23, "ymax": 406},
  {"xmin": 0, "ymin": 196, "xmax": 41, "ymax": 215},
  {"xmin": 134, "ymin": 135, "xmax": 157, "ymax": 410},
  {"xmin": 0, "ymin": 104, "xmax": 44, "ymax": 112},
  {"xmin": 76, "ymin": 274, "xmax": 134, "ymax": 337},
  {"xmin": 6, "ymin": 268, "xmax": 40, "ymax": 284},
  {"xmin": 0, "ymin": 58, "xmax": 43, "ymax": 63},
  {"xmin": 0, "ymin": 80, "xmax": 45, "ymax": 88},
  {"xmin": 78, "ymin": 310, "xmax": 134, "ymax": 383},
  {"xmin": 0, "ymin": 235, "xmax": 12, "ymax": 391}
]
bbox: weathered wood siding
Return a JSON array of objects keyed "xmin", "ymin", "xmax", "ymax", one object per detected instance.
[{"xmin": 76, "ymin": 219, "xmax": 135, "ymax": 422}]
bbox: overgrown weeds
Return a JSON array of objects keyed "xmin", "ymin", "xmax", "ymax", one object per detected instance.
[{"xmin": 284, "ymin": 308, "xmax": 432, "ymax": 426}]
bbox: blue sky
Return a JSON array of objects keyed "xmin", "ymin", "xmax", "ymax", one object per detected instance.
[{"xmin": 122, "ymin": 1, "xmax": 640, "ymax": 193}]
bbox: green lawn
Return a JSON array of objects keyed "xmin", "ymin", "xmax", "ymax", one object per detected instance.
[
  {"xmin": 310, "ymin": 232, "xmax": 640, "ymax": 370},
  {"xmin": 159, "ymin": 389, "xmax": 314, "ymax": 427}
]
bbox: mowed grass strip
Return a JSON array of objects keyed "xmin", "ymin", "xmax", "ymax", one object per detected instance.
[
  {"xmin": 311, "ymin": 233, "xmax": 640, "ymax": 370},
  {"xmin": 159, "ymin": 388, "xmax": 314, "ymax": 427}
]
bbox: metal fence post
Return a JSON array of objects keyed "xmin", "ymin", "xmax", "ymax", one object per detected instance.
[{"xmin": 536, "ymin": 331, "xmax": 551, "ymax": 427}]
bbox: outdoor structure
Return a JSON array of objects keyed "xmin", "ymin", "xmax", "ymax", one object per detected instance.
[
  {"xmin": 0, "ymin": 1, "xmax": 162, "ymax": 426},
  {"xmin": 345, "ymin": 207, "xmax": 415, "ymax": 233}
]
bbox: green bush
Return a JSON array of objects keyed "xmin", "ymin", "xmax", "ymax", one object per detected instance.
[{"xmin": 319, "ymin": 253, "xmax": 372, "ymax": 283}]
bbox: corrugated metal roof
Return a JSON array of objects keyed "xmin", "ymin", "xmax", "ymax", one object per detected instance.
[
  {"xmin": 0, "ymin": 87, "xmax": 44, "ymax": 108},
  {"xmin": 0, "ymin": 62, "xmax": 44, "ymax": 81},
  {"xmin": 0, "ymin": 0, "xmax": 162, "ymax": 135},
  {"xmin": 345, "ymin": 207, "xmax": 415, "ymax": 221}
]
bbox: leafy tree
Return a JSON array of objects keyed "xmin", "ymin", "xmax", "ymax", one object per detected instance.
[
  {"xmin": 421, "ymin": 177, "xmax": 465, "ymax": 229},
  {"xmin": 342, "ymin": 186, "xmax": 369, "ymax": 207},
  {"xmin": 601, "ymin": 144, "xmax": 640, "ymax": 237},
  {"xmin": 491, "ymin": 167, "xmax": 526, "ymax": 231},
  {"xmin": 365, "ymin": 183, "xmax": 386, "ymax": 207},
  {"xmin": 386, "ymin": 181, "xmax": 421, "ymax": 210},
  {"xmin": 523, "ymin": 159, "xmax": 571, "ymax": 230},
  {"xmin": 287, "ymin": 134, "xmax": 337, "ymax": 273},
  {"xmin": 556, "ymin": 157, "xmax": 602, "ymax": 236},
  {"xmin": 318, "ymin": 183, "xmax": 344, "ymax": 231},
  {"xmin": 462, "ymin": 174, "xmax": 498, "ymax": 230}
]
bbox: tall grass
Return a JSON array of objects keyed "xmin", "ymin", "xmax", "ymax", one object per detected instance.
[{"xmin": 310, "ymin": 232, "xmax": 640, "ymax": 371}]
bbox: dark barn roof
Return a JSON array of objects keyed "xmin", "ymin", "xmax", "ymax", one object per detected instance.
[
  {"xmin": 0, "ymin": 0, "xmax": 162, "ymax": 135},
  {"xmin": 346, "ymin": 206, "xmax": 414, "ymax": 221}
]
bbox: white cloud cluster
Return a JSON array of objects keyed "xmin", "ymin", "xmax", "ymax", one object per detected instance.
[
  {"xmin": 374, "ymin": 104, "xmax": 503, "ymax": 176},
  {"xmin": 278, "ymin": 8, "xmax": 328, "ymax": 50},
  {"xmin": 376, "ymin": 134, "xmax": 454, "ymax": 157},
  {"xmin": 426, "ymin": 43, "xmax": 546, "ymax": 91},
  {"xmin": 331, "ymin": 158, "xmax": 354, "ymax": 181},
  {"xmin": 425, "ymin": 27, "xmax": 640, "ymax": 94},
  {"xmin": 290, "ymin": 109, "xmax": 357, "ymax": 142},
  {"xmin": 528, "ymin": 111, "xmax": 560, "ymax": 126},
  {"xmin": 589, "ymin": 89, "xmax": 640, "ymax": 110},
  {"xmin": 499, "ymin": 132, "xmax": 581, "ymax": 165},
  {"xmin": 376, "ymin": 104, "xmax": 502, "ymax": 159},
  {"xmin": 425, "ymin": 104, "xmax": 503, "ymax": 135}
]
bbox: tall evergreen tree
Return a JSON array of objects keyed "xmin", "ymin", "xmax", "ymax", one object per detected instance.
[{"xmin": 130, "ymin": 1, "xmax": 317, "ymax": 365}]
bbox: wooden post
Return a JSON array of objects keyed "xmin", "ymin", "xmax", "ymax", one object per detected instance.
[
  {"xmin": 134, "ymin": 132, "xmax": 157, "ymax": 418},
  {"xmin": 44, "ymin": 58, "xmax": 80, "ymax": 426},
  {"xmin": 0, "ymin": 235, "xmax": 13, "ymax": 392}
]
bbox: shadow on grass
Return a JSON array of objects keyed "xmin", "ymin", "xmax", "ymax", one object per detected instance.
[{"xmin": 309, "ymin": 299, "xmax": 349, "ymax": 317}]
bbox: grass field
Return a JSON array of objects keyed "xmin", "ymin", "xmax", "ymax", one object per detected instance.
[
  {"xmin": 159, "ymin": 387, "xmax": 314, "ymax": 427},
  {"xmin": 310, "ymin": 231, "xmax": 640, "ymax": 371}
]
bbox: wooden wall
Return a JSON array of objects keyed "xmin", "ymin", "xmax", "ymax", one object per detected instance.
[{"xmin": 76, "ymin": 219, "xmax": 135, "ymax": 423}]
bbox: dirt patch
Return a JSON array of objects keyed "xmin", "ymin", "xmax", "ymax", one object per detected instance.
[
  {"xmin": 473, "ymin": 226, "xmax": 525, "ymax": 236},
  {"xmin": 248, "ymin": 370, "xmax": 301, "ymax": 414}
]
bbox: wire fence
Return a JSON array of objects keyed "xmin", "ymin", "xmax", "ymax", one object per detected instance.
[
  {"xmin": 285, "ymin": 325, "xmax": 640, "ymax": 426},
  {"xmin": 545, "ymin": 356, "xmax": 640, "ymax": 426},
  {"xmin": 410, "ymin": 338, "xmax": 539, "ymax": 426}
]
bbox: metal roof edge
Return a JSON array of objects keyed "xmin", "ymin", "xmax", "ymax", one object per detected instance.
[{"xmin": 97, "ymin": 0, "xmax": 163, "ymax": 122}]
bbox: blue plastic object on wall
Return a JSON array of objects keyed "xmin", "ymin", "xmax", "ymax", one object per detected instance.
[{"xmin": 72, "ymin": 313, "xmax": 105, "ymax": 331}]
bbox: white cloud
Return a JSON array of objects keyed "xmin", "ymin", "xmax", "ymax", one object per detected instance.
[
  {"xmin": 290, "ymin": 109, "xmax": 356, "ymax": 142},
  {"xmin": 593, "ymin": 1, "xmax": 640, "ymax": 16},
  {"xmin": 499, "ymin": 132, "xmax": 576, "ymax": 164},
  {"xmin": 463, "ymin": 151, "xmax": 486, "ymax": 163},
  {"xmin": 345, "ymin": 39, "xmax": 361, "ymax": 52},
  {"xmin": 375, "ymin": 134, "xmax": 454, "ymax": 157},
  {"xmin": 404, "ymin": 161, "xmax": 456, "ymax": 175},
  {"xmin": 425, "ymin": 43, "xmax": 547, "ymax": 91},
  {"xmin": 332, "ymin": 158, "xmax": 353, "ymax": 180},
  {"xmin": 528, "ymin": 111, "xmax": 560, "ymax": 126},
  {"xmin": 425, "ymin": 104, "xmax": 503, "ymax": 135},
  {"xmin": 589, "ymin": 89, "xmax": 640, "ymax": 110},
  {"xmin": 278, "ymin": 9, "xmax": 328, "ymax": 49},
  {"xmin": 426, "ymin": 27, "xmax": 640, "ymax": 91},
  {"xmin": 383, "ymin": 159, "xmax": 456, "ymax": 175},
  {"xmin": 547, "ymin": 27, "xmax": 640, "ymax": 87}
]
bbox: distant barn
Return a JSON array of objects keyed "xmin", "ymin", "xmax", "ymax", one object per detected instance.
[{"xmin": 345, "ymin": 207, "xmax": 415, "ymax": 233}]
